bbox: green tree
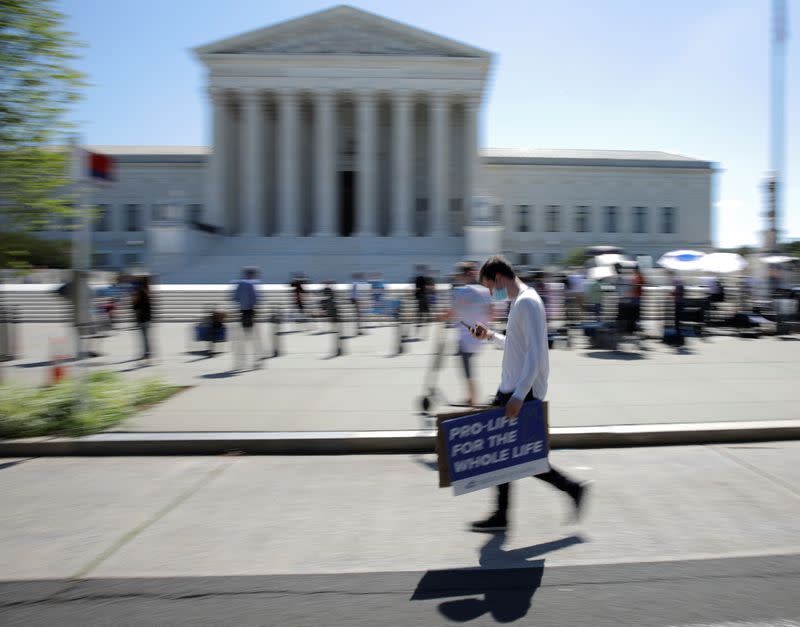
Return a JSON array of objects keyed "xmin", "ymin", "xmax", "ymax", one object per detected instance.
[
  {"xmin": 0, "ymin": 0, "xmax": 84, "ymax": 239},
  {"xmin": 564, "ymin": 246, "xmax": 588, "ymax": 268},
  {"xmin": 781, "ymin": 240, "xmax": 800, "ymax": 257}
]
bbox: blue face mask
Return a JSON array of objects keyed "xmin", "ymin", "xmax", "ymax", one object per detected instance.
[{"xmin": 492, "ymin": 286, "xmax": 508, "ymax": 301}]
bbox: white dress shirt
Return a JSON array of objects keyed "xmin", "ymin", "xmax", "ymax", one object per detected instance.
[{"xmin": 490, "ymin": 287, "xmax": 549, "ymax": 400}]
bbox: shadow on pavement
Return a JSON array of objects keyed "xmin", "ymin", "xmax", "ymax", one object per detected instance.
[
  {"xmin": 13, "ymin": 360, "xmax": 56, "ymax": 368},
  {"xmin": 118, "ymin": 362, "xmax": 152, "ymax": 372},
  {"xmin": 411, "ymin": 455, "xmax": 439, "ymax": 472},
  {"xmin": 0, "ymin": 459, "xmax": 32, "ymax": 471},
  {"xmin": 411, "ymin": 533, "xmax": 584, "ymax": 623},
  {"xmin": 585, "ymin": 351, "xmax": 646, "ymax": 361},
  {"xmin": 199, "ymin": 370, "xmax": 239, "ymax": 379}
]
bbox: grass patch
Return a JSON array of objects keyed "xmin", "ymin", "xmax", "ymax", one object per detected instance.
[{"xmin": 0, "ymin": 371, "xmax": 181, "ymax": 439}]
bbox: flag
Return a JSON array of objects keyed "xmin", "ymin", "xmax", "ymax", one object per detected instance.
[{"xmin": 87, "ymin": 151, "xmax": 114, "ymax": 181}]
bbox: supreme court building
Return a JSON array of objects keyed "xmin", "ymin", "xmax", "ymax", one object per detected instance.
[{"xmin": 74, "ymin": 6, "xmax": 714, "ymax": 282}]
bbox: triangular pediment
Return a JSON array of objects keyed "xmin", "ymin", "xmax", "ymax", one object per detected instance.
[{"xmin": 195, "ymin": 5, "xmax": 489, "ymax": 58}]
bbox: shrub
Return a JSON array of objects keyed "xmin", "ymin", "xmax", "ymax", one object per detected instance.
[{"xmin": 0, "ymin": 371, "xmax": 180, "ymax": 439}]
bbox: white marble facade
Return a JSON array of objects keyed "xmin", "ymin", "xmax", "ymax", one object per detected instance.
[
  {"xmin": 62, "ymin": 6, "xmax": 714, "ymax": 282},
  {"xmin": 198, "ymin": 6, "xmax": 489, "ymax": 240}
]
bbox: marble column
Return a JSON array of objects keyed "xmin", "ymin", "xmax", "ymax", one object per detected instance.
[
  {"xmin": 430, "ymin": 92, "xmax": 449, "ymax": 236},
  {"xmin": 356, "ymin": 90, "xmax": 376, "ymax": 236},
  {"xmin": 391, "ymin": 91, "xmax": 412, "ymax": 237},
  {"xmin": 463, "ymin": 94, "xmax": 480, "ymax": 226},
  {"xmin": 277, "ymin": 89, "xmax": 299, "ymax": 236},
  {"xmin": 313, "ymin": 89, "xmax": 336, "ymax": 236},
  {"xmin": 208, "ymin": 87, "xmax": 229, "ymax": 232},
  {"xmin": 241, "ymin": 89, "xmax": 264, "ymax": 236}
]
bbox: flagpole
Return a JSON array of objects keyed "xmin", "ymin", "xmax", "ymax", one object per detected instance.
[
  {"xmin": 69, "ymin": 136, "xmax": 94, "ymax": 423},
  {"xmin": 69, "ymin": 137, "xmax": 92, "ymax": 359}
]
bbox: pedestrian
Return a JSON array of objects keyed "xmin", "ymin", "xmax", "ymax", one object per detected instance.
[
  {"xmin": 369, "ymin": 272, "xmax": 385, "ymax": 315},
  {"xmin": 414, "ymin": 264, "xmax": 432, "ymax": 334},
  {"xmin": 565, "ymin": 270, "xmax": 585, "ymax": 324},
  {"xmin": 290, "ymin": 273, "xmax": 307, "ymax": 329},
  {"xmin": 631, "ymin": 265, "xmax": 645, "ymax": 329},
  {"xmin": 321, "ymin": 280, "xmax": 344, "ymax": 357},
  {"xmin": 667, "ymin": 269, "xmax": 685, "ymax": 335},
  {"xmin": 231, "ymin": 266, "xmax": 264, "ymax": 370},
  {"xmin": 131, "ymin": 276, "xmax": 153, "ymax": 361},
  {"xmin": 468, "ymin": 255, "xmax": 589, "ymax": 532},
  {"xmin": 440, "ymin": 261, "xmax": 492, "ymax": 406},
  {"xmin": 614, "ymin": 263, "xmax": 635, "ymax": 333},
  {"xmin": 584, "ymin": 272, "xmax": 604, "ymax": 322},
  {"xmin": 350, "ymin": 272, "xmax": 365, "ymax": 336}
]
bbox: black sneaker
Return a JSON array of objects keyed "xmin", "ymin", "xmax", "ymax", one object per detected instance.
[
  {"xmin": 470, "ymin": 513, "xmax": 507, "ymax": 533},
  {"xmin": 571, "ymin": 482, "xmax": 591, "ymax": 522}
]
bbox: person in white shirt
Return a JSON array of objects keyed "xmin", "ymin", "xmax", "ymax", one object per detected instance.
[
  {"xmin": 441, "ymin": 261, "xmax": 492, "ymax": 406},
  {"xmin": 469, "ymin": 255, "xmax": 589, "ymax": 532}
]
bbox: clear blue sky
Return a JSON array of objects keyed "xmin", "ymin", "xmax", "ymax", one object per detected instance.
[{"xmin": 59, "ymin": 0, "xmax": 798, "ymax": 248}]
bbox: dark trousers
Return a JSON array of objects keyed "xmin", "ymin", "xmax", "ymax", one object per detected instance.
[
  {"xmin": 674, "ymin": 300, "xmax": 685, "ymax": 334},
  {"xmin": 492, "ymin": 390, "xmax": 580, "ymax": 517},
  {"xmin": 351, "ymin": 299, "xmax": 362, "ymax": 335},
  {"xmin": 138, "ymin": 321, "xmax": 151, "ymax": 358}
]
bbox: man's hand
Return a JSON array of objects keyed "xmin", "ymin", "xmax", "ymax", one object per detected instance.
[
  {"xmin": 505, "ymin": 396, "xmax": 523, "ymax": 420},
  {"xmin": 471, "ymin": 323, "xmax": 493, "ymax": 341}
]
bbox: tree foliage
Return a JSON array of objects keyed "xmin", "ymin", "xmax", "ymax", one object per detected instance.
[
  {"xmin": 564, "ymin": 247, "xmax": 588, "ymax": 268},
  {"xmin": 0, "ymin": 0, "xmax": 85, "ymax": 234},
  {"xmin": 0, "ymin": 230, "xmax": 70, "ymax": 269},
  {"xmin": 781, "ymin": 240, "xmax": 800, "ymax": 257}
]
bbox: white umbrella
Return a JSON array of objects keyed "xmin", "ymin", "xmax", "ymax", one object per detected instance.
[
  {"xmin": 594, "ymin": 253, "xmax": 635, "ymax": 267},
  {"xmin": 587, "ymin": 245, "xmax": 624, "ymax": 256},
  {"xmin": 657, "ymin": 250, "xmax": 706, "ymax": 271},
  {"xmin": 700, "ymin": 252, "xmax": 747, "ymax": 274},
  {"xmin": 762, "ymin": 255, "xmax": 798, "ymax": 265},
  {"xmin": 587, "ymin": 265, "xmax": 615, "ymax": 281}
]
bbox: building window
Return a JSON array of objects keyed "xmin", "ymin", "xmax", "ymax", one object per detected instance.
[
  {"xmin": 518, "ymin": 252, "xmax": 530, "ymax": 266},
  {"xmin": 633, "ymin": 206, "xmax": 648, "ymax": 234},
  {"xmin": 517, "ymin": 205, "xmax": 530, "ymax": 232},
  {"xmin": 604, "ymin": 206, "xmax": 619, "ymax": 233},
  {"xmin": 151, "ymin": 203, "xmax": 167, "ymax": 222},
  {"xmin": 187, "ymin": 204, "xmax": 203, "ymax": 224},
  {"xmin": 92, "ymin": 252, "xmax": 112, "ymax": 268},
  {"xmin": 493, "ymin": 204, "xmax": 504, "ymax": 225},
  {"xmin": 125, "ymin": 204, "xmax": 141, "ymax": 231},
  {"xmin": 548, "ymin": 252, "xmax": 560, "ymax": 264},
  {"xmin": 574, "ymin": 206, "xmax": 591, "ymax": 233},
  {"xmin": 545, "ymin": 205, "xmax": 561, "ymax": 232},
  {"xmin": 93, "ymin": 204, "xmax": 111, "ymax": 232},
  {"xmin": 123, "ymin": 252, "xmax": 141, "ymax": 267},
  {"xmin": 660, "ymin": 207, "xmax": 677, "ymax": 234}
]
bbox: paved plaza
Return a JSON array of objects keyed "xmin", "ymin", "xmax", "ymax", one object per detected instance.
[{"xmin": 3, "ymin": 321, "xmax": 799, "ymax": 433}]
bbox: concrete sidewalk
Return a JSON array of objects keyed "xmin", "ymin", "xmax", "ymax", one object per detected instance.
[
  {"xmin": 1, "ymin": 442, "xmax": 799, "ymax": 582},
  {"xmin": 4, "ymin": 322, "xmax": 800, "ymax": 434}
]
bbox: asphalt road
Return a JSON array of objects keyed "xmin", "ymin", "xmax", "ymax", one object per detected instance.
[{"xmin": 2, "ymin": 554, "xmax": 798, "ymax": 626}]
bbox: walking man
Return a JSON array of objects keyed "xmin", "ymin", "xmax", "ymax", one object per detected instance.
[
  {"xmin": 440, "ymin": 261, "xmax": 492, "ymax": 406},
  {"xmin": 131, "ymin": 276, "xmax": 153, "ymax": 361},
  {"xmin": 231, "ymin": 267, "xmax": 263, "ymax": 370},
  {"xmin": 321, "ymin": 280, "xmax": 344, "ymax": 357},
  {"xmin": 469, "ymin": 255, "xmax": 589, "ymax": 531},
  {"xmin": 414, "ymin": 264, "xmax": 432, "ymax": 335}
]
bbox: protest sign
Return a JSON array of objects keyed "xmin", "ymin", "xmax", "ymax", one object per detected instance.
[{"xmin": 437, "ymin": 401, "xmax": 549, "ymax": 496}]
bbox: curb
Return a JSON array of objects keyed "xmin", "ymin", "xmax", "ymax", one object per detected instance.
[{"xmin": 1, "ymin": 420, "xmax": 799, "ymax": 456}]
